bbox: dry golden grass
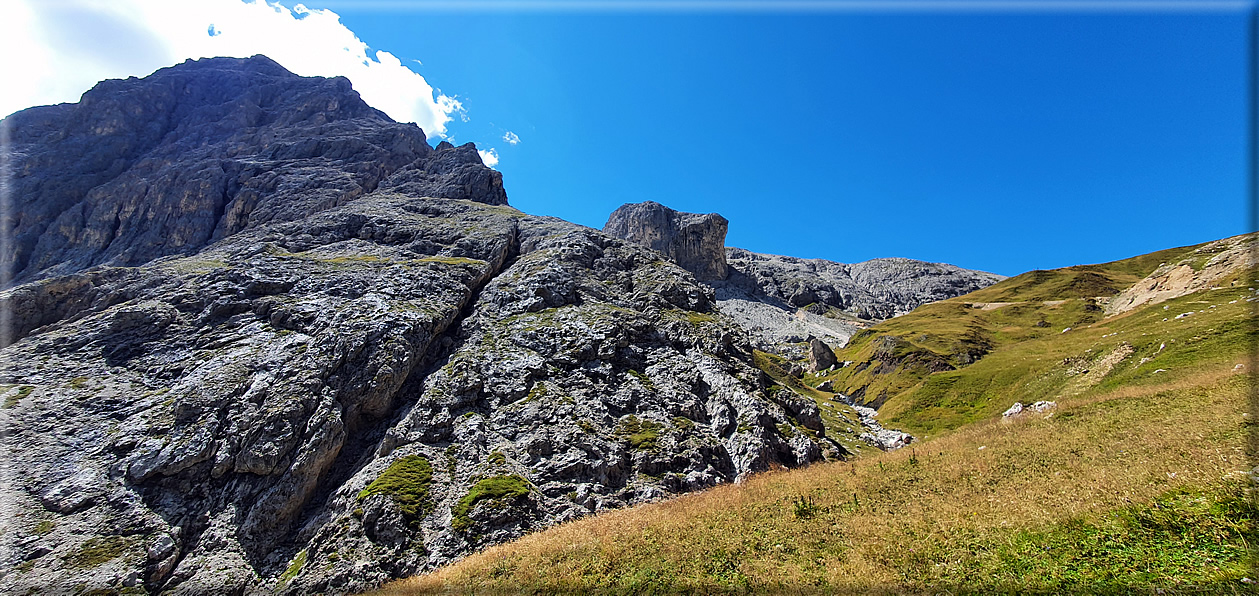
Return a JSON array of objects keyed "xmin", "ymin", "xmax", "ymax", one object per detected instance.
[{"xmin": 374, "ymin": 361, "xmax": 1251, "ymax": 595}]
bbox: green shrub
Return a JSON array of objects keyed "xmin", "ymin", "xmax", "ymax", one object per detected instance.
[{"xmin": 792, "ymin": 495, "xmax": 821, "ymax": 519}]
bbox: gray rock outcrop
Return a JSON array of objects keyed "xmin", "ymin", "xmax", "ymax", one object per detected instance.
[
  {"xmin": 601, "ymin": 203, "xmax": 1002, "ymax": 352},
  {"xmin": 712, "ymin": 250, "xmax": 1004, "ymax": 351},
  {"xmin": 720, "ymin": 249, "xmax": 1004, "ymax": 321},
  {"xmin": 602, "ymin": 201, "xmax": 729, "ymax": 281}
]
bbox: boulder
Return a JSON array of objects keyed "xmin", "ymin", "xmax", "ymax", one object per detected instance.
[{"xmin": 807, "ymin": 337, "xmax": 838, "ymax": 372}]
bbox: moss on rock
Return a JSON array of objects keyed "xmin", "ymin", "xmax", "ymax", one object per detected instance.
[
  {"xmin": 358, "ymin": 455, "xmax": 435, "ymax": 522},
  {"xmin": 452, "ymin": 475, "xmax": 531, "ymax": 532}
]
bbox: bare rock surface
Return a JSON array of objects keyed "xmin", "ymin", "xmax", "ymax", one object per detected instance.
[
  {"xmin": 602, "ymin": 204, "xmax": 1002, "ymax": 352},
  {"xmin": 719, "ymin": 249, "xmax": 1004, "ymax": 322},
  {"xmin": 713, "ymin": 251, "xmax": 1002, "ymax": 351},
  {"xmin": 1105, "ymin": 232, "xmax": 1257, "ymax": 315},
  {"xmin": 808, "ymin": 337, "xmax": 838, "ymax": 372}
]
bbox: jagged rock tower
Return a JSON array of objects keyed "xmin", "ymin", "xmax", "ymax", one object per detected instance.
[{"xmin": 603, "ymin": 201, "xmax": 729, "ymax": 281}]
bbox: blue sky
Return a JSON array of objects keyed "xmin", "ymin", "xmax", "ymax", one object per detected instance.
[
  {"xmin": 329, "ymin": 4, "xmax": 1251, "ymax": 276},
  {"xmin": 8, "ymin": 1, "xmax": 1253, "ymax": 276}
]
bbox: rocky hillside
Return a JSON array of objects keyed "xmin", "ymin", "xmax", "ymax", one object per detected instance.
[
  {"xmin": 722, "ymin": 250, "xmax": 1004, "ymax": 321},
  {"xmin": 379, "ymin": 232, "xmax": 1256, "ymax": 595},
  {"xmin": 0, "ymin": 57, "xmax": 871, "ymax": 595},
  {"xmin": 602, "ymin": 202, "xmax": 1003, "ymax": 350}
]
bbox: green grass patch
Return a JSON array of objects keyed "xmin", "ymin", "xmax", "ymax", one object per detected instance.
[
  {"xmin": 279, "ymin": 549, "xmax": 308, "ymax": 585},
  {"xmin": 1, "ymin": 385, "xmax": 34, "ymax": 408},
  {"xmin": 903, "ymin": 482, "xmax": 1258, "ymax": 592},
  {"xmin": 415, "ymin": 256, "xmax": 486, "ymax": 267},
  {"xmin": 820, "ymin": 254, "xmax": 1256, "ymax": 438},
  {"xmin": 65, "ymin": 536, "xmax": 134, "ymax": 568},
  {"xmin": 617, "ymin": 416, "xmax": 664, "ymax": 451},
  {"xmin": 358, "ymin": 455, "xmax": 435, "ymax": 523},
  {"xmin": 753, "ymin": 350, "xmax": 823, "ymax": 401},
  {"xmin": 627, "ymin": 369, "xmax": 656, "ymax": 391},
  {"xmin": 452, "ymin": 475, "xmax": 532, "ymax": 532},
  {"xmin": 524, "ymin": 381, "xmax": 548, "ymax": 402},
  {"xmin": 663, "ymin": 309, "xmax": 717, "ymax": 326},
  {"xmin": 962, "ymin": 243, "xmax": 1194, "ymax": 304}
]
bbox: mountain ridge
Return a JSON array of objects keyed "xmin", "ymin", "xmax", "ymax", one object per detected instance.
[{"xmin": 2, "ymin": 54, "xmax": 503, "ymax": 289}]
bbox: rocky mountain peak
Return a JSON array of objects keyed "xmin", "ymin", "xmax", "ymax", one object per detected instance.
[
  {"xmin": 602, "ymin": 201, "xmax": 729, "ymax": 281},
  {"xmin": 2, "ymin": 55, "xmax": 503, "ymax": 288}
]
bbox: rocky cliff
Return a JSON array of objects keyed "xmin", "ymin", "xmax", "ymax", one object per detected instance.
[
  {"xmin": 720, "ymin": 249, "xmax": 1004, "ymax": 321},
  {"xmin": 602, "ymin": 201, "xmax": 729, "ymax": 281},
  {"xmin": 0, "ymin": 58, "xmax": 855, "ymax": 595}
]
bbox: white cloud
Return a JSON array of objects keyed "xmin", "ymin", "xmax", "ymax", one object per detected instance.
[
  {"xmin": 502, "ymin": 131, "xmax": 520, "ymax": 145},
  {"xmin": 478, "ymin": 148, "xmax": 499, "ymax": 168},
  {"xmin": 0, "ymin": 0, "xmax": 463, "ymax": 137}
]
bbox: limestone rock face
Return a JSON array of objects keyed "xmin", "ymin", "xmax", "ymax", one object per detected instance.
[
  {"xmin": 712, "ymin": 249, "xmax": 1005, "ymax": 350},
  {"xmin": 602, "ymin": 201, "xmax": 729, "ymax": 281},
  {"xmin": 721, "ymin": 250, "xmax": 1004, "ymax": 321},
  {"xmin": 1, "ymin": 55, "xmax": 502, "ymax": 288},
  {"xmin": 0, "ymin": 196, "xmax": 847, "ymax": 595},
  {"xmin": 0, "ymin": 58, "xmax": 849, "ymax": 595}
]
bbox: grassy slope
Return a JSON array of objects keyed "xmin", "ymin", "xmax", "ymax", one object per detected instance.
[
  {"xmin": 821, "ymin": 240, "xmax": 1255, "ymax": 438},
  {"xmin": 372, "ymin": 240, "xmax": 1258, "ymax": 595},
  {"xmin": 381, "ymin": 370, "xmax": 1252, "ymax": 594}
]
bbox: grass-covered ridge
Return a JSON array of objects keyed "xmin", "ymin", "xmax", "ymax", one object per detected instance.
[{"xmin": 818, "ymin": 237, "xmax": 1257, "ymax": 437}]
